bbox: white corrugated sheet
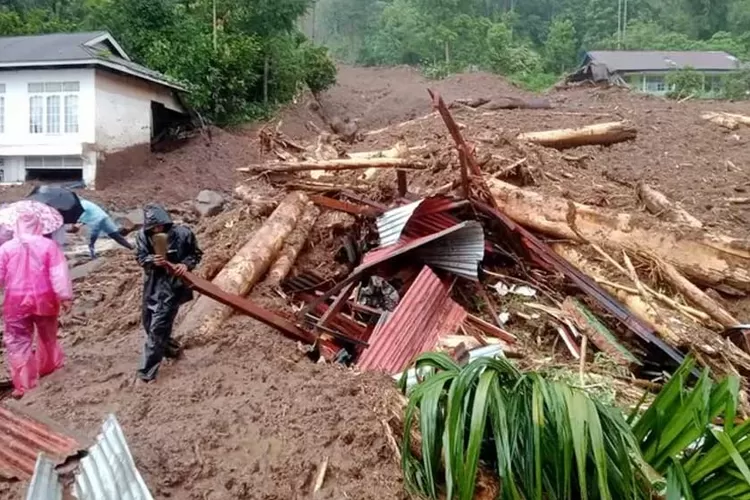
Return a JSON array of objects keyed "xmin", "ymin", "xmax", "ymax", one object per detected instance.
[
  {"xmin": 74, "ymin": 414, "xmax": 153, "ymax": 500},
  {"xmin": 375, "ymin": 199, "xmax": 424, "ymax": 247},
  {"xmin": 25, "ymin": 454, "xmax": 62, "ymax": 500}
]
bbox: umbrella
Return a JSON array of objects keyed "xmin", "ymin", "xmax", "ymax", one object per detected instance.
[
  {"xmin": 27, "ymin": 185, "xmax": 84, "ymax": 224},
  {"xmin": 0, "ymin": 200, "xmax": 64, "ymax": 235}
]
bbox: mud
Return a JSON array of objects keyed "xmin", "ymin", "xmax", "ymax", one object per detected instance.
[{"xmin": 4, "ymin": 65, "xmax": 750, "ymax": 499}]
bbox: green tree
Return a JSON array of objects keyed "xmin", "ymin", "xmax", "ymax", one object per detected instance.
[
  {"xmin": 544, "ymin": 17, "xmax": 578, "ymax": 74},
  {"xmin": 665, "ymin": 66, "xmax": 704, "ymax": 98}
]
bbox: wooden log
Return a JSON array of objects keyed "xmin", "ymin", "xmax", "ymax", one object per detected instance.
[
  {"xmin": 239, "ymin": 157, "xmax": 427, "ymax": 174},
  {"xmin": 484, "ymin": 97, "xmax": 552, "ymax": 110},
  {"xmin": 517, "ymin": 121, "xmax": 636, "ymax": 149},
  {"xmin": 264, "ymin": 204, "xmax": 319, "ymax": 287},
  {"xmin": 452, "ymin": 97, "xmax": 491, "ymax": 108},
  {"xmin": 177, "ymin": 191, "xmax": 309, "ymax": 341},
  {"xmin": 636, "ymin": 182, "xmax": 702, "ymax": 228},
  {"xmin": 702, "ymin": 112, "xmax": 739, "ymax": 130},
  {"xmin": 659, "ymin": 260, "xmax": 738, "ymax": 328},
  {"xmin": 488, "ymin": 178, "xmax": 750, "ymax": 292}
]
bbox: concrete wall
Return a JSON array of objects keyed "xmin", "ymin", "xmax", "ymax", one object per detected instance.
[{"xmin": 94, "ymin": 69, "xmax": 183, "ymax": 152}]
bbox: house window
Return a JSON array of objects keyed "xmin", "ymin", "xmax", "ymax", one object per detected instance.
[
  {"xmin": 64, "ymin": 95, "xmax": 79, "ymax": 133},
  {"xmin": 24, "ymin": 156, "xmax": 83, "ymax": 168},
  {"xmin": 24, "ymin": 156, "xmax": 83, "ymax": 183},
  {"xmin": 645, "ymin": 76, "xmax": 666, "ymax": 93},
  {"xmin": 27, "ymin": 81, "xmax": 80, "ymax": 134},
  {"xmin": 0, "ymin": 83, "xmax": 5, "ymax": 134},
  {"xmin": 29, "ymin": 96, "xmax": 44, "ymax": 133}
]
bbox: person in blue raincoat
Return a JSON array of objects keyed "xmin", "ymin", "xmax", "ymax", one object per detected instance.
[{"xmin": 72, "ymin": 199, "xmax": 134, "ymax": 258}]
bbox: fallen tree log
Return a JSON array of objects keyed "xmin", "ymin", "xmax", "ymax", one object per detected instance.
[
  {"xmin": 488, "ymin": 178, "xmax": 750, "ymax": 292},
  {"xmin": 484, "ymin": 97, "xmax": 552, "ymax": 110},
  {"xmin": 517, "ymin": 121, "xmax": 636, "ymax": 149},
  {"xmin": 658, "ymin": 260, "xmax": 738, "ymax": 328},
  {"xmin": 238, "ymin": 157, "xmax": 427, "ymax": 174},
  {"xmin": 702, "ymin": 112, "xmax": 739, "ymax": 130},
  {"xmin": 264, "ymin": 203, "xmax": 319, "ymax": 287},
  {"xmin": 177, "ymin": 191, "xmax": 309, "ymax": 342},
  {"xmin": 636, "ymin": 181, "xmax": 702, "ymax": 228},
  {"xmin": 702, "ymin": 111, "xmax": 750, "ymax": 130}
]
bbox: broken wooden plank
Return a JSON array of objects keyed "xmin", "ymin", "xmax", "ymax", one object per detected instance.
[{"xmin": 239, "ymin": 158, "xmax": 428, "ymax": 174}]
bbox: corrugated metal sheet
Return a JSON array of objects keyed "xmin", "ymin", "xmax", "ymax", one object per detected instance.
[
  {"xmin": 358, "ymin": 266, "xmax": 467, "ymax": 374},
  {"xmin": 396, "ymin": 345, "xmax": 506, "ymax": 390},
  {"xmin": 363, "ymin": 221, "xmax": 485, "ymax": 280},
  {"xmin": 74, "ymin": 414, "xmax": 153, "ymax": 500},
  {"xmin": 25, "ymin": 454, "xmax": 62, "ymax": 500},
  {"xmin": 376, "ymin": 197, "xmax": 466, "ymax": 247},
  {"xmin": 0, "ymin": 403, "xmax": 81, "ymax": 480},
  {"xmin": 376, "ymin": 199, "xmax": 423, "ymax": 247}
]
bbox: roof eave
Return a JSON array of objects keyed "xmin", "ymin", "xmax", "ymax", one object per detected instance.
[
  {"xmin": 83, "ymin": 32, "xmax": 131, "ymax": 61},
  {"xmin": 0, "ymin": 59, "xmax": 188, "ymax": 92}
]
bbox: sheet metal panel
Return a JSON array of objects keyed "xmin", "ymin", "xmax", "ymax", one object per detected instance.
[
  {"xmin": 25, "ymin": 454, "xmax": 62, "ymax": 500},
  {"xmin": 363, "ymin": 221, "xmax": 484, "ymax": 280},
  {"xmin": 376, "ymin": 199, "xmax": 423, "ymax": 247},
  {"xmin": 74, "ymin": 414, "xmax": 154, "ymax": 500},
  {"xmin": 0, "ymin": 404, "xmax": 81, "ymax": 480},
  {"xmin": 358, "ymin": 266, "xmax": 467, "ymax": 374}
]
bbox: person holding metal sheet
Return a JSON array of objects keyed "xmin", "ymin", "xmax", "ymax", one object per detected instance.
[{"xmin": 135, "ymin": 204, "xmax": 202, "ymax": 382}]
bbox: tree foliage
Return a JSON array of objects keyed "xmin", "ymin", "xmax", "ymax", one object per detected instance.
[
  {"xmin": 307, "ymin": 0, "xmax": 750, "ymax": 96},
  {"xmin": 0, "ymin": 0, "xmax": 337, "ymax": 124}
]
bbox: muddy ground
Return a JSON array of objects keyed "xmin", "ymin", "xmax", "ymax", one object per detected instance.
[{"xmin": 3, "ymin": 65, "xmax": 750, "ymax": 498}]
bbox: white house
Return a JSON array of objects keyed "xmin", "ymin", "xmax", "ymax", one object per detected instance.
[{"xmin": 0, "ymin": 31, "xmax": 188, "ymax": 186}]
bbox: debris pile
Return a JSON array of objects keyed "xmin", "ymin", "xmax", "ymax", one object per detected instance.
[{"xmin": 202, "ymin": 88, "xmax": 750, "ymax": 390}]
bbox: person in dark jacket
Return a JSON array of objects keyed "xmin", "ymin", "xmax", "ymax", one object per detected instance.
[{"xmin": 135, "ymin": 204, "xmax": 202, "ymax": 382}]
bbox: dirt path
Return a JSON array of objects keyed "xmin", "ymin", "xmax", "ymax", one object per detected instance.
[{"xmin": 3, "ymin": 309, "xmax": 404, "ymax": 499}]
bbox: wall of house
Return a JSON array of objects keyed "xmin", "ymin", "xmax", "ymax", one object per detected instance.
[
  {"xmin": 0, "ymin": 68, "xmax": 97, "ymax": 184},
  {"xmin": 94, "ymin": 69, "xmax": 183, "ymax": 152},
  {"xmin": 624, "ymin": 71, "xmax": 729, "ymax": 96}
]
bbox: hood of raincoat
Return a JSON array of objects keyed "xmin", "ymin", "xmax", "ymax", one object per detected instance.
[
  {"xmin": 15, "ymin": 211, "xmax": 43, "ymax": 239},
  {"xmin": 143, "ymin": 204, "xmax": 173, "ymax": 231}
]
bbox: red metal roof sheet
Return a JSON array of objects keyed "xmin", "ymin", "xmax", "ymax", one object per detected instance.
[
  {"xmin": 0, "ymin": 403, "xmax": 82, "ymax": 480},
  {"xmin": 357, "ymin": 266, "xmax": 467, "ymax": 374}
]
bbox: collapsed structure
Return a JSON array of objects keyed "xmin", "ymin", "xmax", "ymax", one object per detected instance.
[{"xmin": 158, "ymin": 89, "xmax": 750, "ymax": 387}]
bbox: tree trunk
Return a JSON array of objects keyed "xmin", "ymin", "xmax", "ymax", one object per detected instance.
[
  {"xmin": 263, "ymin": 54, "xmax": 270, "ymax": 106},
  {"xmin": 517, "ymin": 121, "xmax": 636, "ymax": 149},
  {"xmin": 659, "ymin": 261, "xmax": 738, "ymax": 328},
  {"xmin": 177, "ymin": 192, "xmax": 309, "ymax": 342},
  {"xmin": 636, "ymin": 181, "xmax": 702, "ymax": 228},
  {"xmin": 488, "ymin": 179, "xmax": 750, "ymax": 291},
  {"xmin": 444, "ymin": 40, "xmax": 450, "ymax": 64},
  {"xmin": 263, "ymin": 204, "xmax": 319, "ymax": 287}
]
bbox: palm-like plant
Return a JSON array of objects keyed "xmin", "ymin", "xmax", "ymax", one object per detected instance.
[
  {"xmin": 401, "ymin": 353, "xmax": 750, "ymax": 500},
  {"xmin": 399, "ymin": 353, "xmax": 652, "ymax": 500}
]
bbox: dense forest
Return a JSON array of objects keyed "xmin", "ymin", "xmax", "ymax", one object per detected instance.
[
  {"xmin": 306, "ymin": 0, "xmax": 750, "ymax": 91},
  {"xmin": 0, "ymin": 0, "xmax": 337, "ymax": 124},
  {"xmin": 2, "ymin": 0, "xmax": 750, "ymax": 125}
]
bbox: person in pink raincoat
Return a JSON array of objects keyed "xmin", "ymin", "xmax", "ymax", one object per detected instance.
[{"xmin": 0, "ymin": 211, "xmax": 73, "ymax": 398}]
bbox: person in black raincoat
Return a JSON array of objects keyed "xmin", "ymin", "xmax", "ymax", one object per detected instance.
[{"xmin": 135, "ymin": 204, "xmax": 202, "ymax": 382}]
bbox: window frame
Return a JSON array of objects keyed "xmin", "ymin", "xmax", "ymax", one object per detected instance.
[{"xmin": 27, "ymin": 81, "xmax": 80, "ymax": 135}]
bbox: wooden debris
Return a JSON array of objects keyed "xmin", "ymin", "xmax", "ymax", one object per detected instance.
[
  {"xmin": 177, "ymin": 192, "xmax": 309, "ymax": 342},
  {"xmin": 452, "ymin": 97, "xmax": 491, "ymax": 108},
  {"xmin": 517, "ymin": 121, "xmax": 636, "ymax": 149},
  {"xmin": 702, "ymin": 111, "xmax": 750, "ymax": 130},
  {"xmin": 484, "ymin": 97, "xmax": 552, "ymax": 110},
  {"xmin": 264, "ymin": 204, "xmax": 319, "ymax": 287},
  {"xmin": 239, "ymin": 157, "xmax": 428, "ymax": 174},
  {"xmin": 637, "ymin": 181, "xmax": 702, "ymax": 228},
  {"xmin": 313, "ymin": 457, "xmax": 329, "ymax": 493},
  {"xmin": 658, "ymin": 260, "xmax": 738, "ymax": 328},
  {"xmin": 488, "ymin": 178, "xmax": 750, "ymax": 292},
  {"xmin": 562, "ymin": 297, "xmax": 639, "ymax": 366}
]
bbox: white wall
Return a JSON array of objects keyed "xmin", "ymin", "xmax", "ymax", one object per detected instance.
[
  {"xmin": 94, "ymin": 69, "xmax": 183, "ymax": 152},
  {"xmin": 0, "ymin": 68, "xmax": 96, "ymax": 154}
]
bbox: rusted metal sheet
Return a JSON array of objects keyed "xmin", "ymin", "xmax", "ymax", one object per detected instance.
[
  {"xmin": 309, "ymin": 195, "xmax": 376, "ymax": 216},
  {"xmin": 364, "ymin": 221, "xmax": 484, "ymax": 280},
  {"xmin": 180, "ymin": 269, "xmax": 316, "ymax": 344},
  {"xmin": 358, "ymin": 266, "xmax": 467, "ymax": 374},
  {"xmin": 376, "ymin": 197, "xmax": 466, "ymax": 247},
  {"xmin": 0, "ymin": 404, "xmax": 82, "ymax": 480}
]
